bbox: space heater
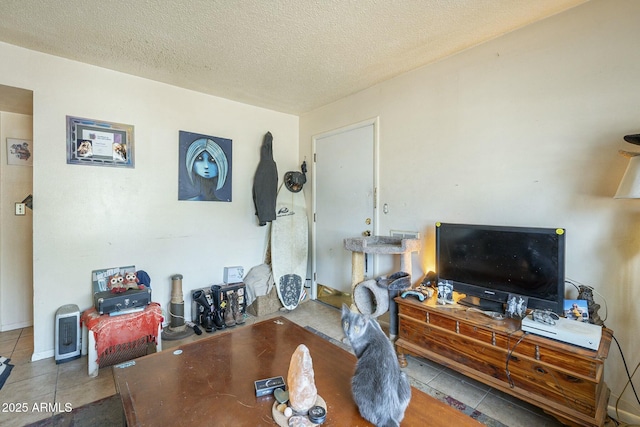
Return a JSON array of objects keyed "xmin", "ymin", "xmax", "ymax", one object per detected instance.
[{"xmin": 55, "ymin": 304, "xmax": 81, "ymax": 364}]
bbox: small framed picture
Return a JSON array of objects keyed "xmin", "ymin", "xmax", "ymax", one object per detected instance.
[
  {"xmin": 564, "ymin": 299, "xmax": 589, "ymax": 322},
  {"xmin": 506, "ymin": 294, "xmax": 528, "ymax": 319},
  {"xmin": 437, "ymin": 280, "xmax": 454, "ymax": 305},
  {"xmin": 66, "ymin": 116, "xmax": 134, "ymax": 168},
  {"xmin": 6, "ymin": 138, "xmax": 32, "ymax": 166}
]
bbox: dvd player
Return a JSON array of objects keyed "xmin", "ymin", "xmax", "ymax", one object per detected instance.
[{"xmin": 521, "ymin": 314, "xmax": 602, "ymax": 350}]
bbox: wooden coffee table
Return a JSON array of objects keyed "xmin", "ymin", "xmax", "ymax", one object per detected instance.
[{"xmin": 113, "ymin": 316, "xmax": 481, "ymax": 426}]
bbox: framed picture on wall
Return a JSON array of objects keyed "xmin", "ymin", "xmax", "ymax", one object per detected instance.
[
  {"xmin": 178, "ymin": 131, "xmax": 232, "ymax": 202},
  {"xmin": 6, "ymin": 138, "xmax": 32, "ymax": 166},
  {"xmin": 66, "ymin": 116, "xmax": 134, "ymax": 168}
]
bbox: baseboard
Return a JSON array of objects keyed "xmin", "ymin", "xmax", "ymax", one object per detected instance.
[
  {"xmin": 608, "ymin": 405, "xmax": 640, "ymax": 425},
  {"xmin": 31, "ymin": 349, "xmax": 54, "ymax": 362},
  {"xmin": 0, "ymin": 320, "xmax": 33, "ymax": 332}
]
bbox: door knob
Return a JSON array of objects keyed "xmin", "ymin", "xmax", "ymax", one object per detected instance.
[{"xmin": 362, "ymin": 230, "xmax": 371, "ymax": 237}]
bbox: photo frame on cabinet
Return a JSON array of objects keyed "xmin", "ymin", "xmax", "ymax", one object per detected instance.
[
  {"xmin": 6, "ymin": 138, "xmax": 32, "ymax": 166},
  {"xmin": 66, "ymin": 116, "xmax": 134, "ymax": 168},
  {"xmin": 506, "ymin": 294, "xmax": 528, "ymax": 319}
]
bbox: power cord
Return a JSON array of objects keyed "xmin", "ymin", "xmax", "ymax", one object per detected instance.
[
  {"xmin": 505, "ymin": 330, "xmax": 528, "ymax": 388},
  {"xmin": 566, "ymin": 279, "xmax": 640, "ymax": 421},
  {"xmin": 612, "ymin": 334, "xmax": 640, "ymax": 408}
]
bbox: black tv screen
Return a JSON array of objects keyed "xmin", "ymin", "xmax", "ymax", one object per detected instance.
[{"xmin": 436, "ymin": 222, "xmax": 565, "ymax": 314}]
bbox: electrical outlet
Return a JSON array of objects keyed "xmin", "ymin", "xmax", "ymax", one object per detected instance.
[{"xmin": 15, "ymin": 203, "xmax": 26, "ymax": 216}]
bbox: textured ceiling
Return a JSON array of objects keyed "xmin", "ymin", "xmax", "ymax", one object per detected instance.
[{"xmin": 0, "ymin": 0, "xmax": 587, "ymax": 115}]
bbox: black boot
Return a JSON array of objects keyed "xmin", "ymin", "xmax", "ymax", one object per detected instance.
[
  {"xmin": 210, "ymin": 285, "xmax": 226, "ymax": 329},
  {"xmin": 193, "ymin": 290, "xmax": 214, "ymax": 333}
]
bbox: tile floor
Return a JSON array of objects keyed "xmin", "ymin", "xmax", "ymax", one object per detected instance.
[{"xmin": 0, "ymin": 300, "xmax": 565, "ymax": 427}]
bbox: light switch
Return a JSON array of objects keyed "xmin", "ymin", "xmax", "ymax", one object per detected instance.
[{"xmin": 15, "ymin": 203, "xmax": 26, "ymax": 215}]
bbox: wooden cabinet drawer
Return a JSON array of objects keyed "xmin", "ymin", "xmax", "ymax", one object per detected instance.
[
  {"xmin": 397, "ymin": 303, "xmax": 427, "ymax": 321},
  {"xmin": 398, "ymin": 314, "xmax": 600, "ymax": 417},
  {"xmin": 395, "ymin": 296, "xmax": 611, "ymax": 427},
  {"xmin": 512, "ymin": 338, "xmax": 602, "ymax": 381},
  {"xmin": 398, "ymin": 300, "xmax": 603, "ymax": 380}
]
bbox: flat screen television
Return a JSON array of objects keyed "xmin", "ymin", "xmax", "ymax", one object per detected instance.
[{"xmin": 435, "ymin": 222, "xmax": 565, "ymax": 314}]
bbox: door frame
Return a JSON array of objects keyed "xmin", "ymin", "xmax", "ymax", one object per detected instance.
[{"xmin": 311, "ymin": 117, "xmax": 380, "ymax": 300}]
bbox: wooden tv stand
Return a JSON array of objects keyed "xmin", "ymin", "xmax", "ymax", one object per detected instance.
[{"xmin": 395, "ymin": 295, "xmax": 613, "ymax": 427}]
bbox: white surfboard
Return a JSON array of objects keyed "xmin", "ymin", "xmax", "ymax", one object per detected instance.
[{"xmin": 271, "ymin": 183, "xmax": 308, "ymax": 310}]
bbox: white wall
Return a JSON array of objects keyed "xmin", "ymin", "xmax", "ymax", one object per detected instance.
[
  {"xmin": 301, "ymin": 0, "xmax": 640, "ymax": 419},
  {"xmin": 0, "ymin": 42, "xmax": 299, "ymax": 361},
  {"xmin": 0, "ymin": 112, "xmax": 33, "ymax": 330}
]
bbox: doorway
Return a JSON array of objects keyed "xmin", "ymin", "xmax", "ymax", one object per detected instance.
[
  {"xmin": 0, "ymin": 84, "xmax": 34, "ymax": 331},
  {"xmin": 312, "ymin": 119, "xmax": 378, "ymax": 308}
]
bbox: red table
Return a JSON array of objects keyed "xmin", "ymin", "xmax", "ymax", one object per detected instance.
[{"xmin": 81, "ymin": 303, "xmax": 163, "ymax": 377}]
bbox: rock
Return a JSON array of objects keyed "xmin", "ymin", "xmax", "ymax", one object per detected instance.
[
  {"xmin": 274, "ymin": 387, "xmax": 289, "ymax": 404},
  {"xmin": 287, "ymin": 344, "xmax": 318, "ymax": 413},
  {"xmin": 287, "ymin": 415, "xmax": 314, "ymax": 427}
]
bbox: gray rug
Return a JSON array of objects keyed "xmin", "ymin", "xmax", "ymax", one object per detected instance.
[
  {"xmin": 23, "ymin": 395, "xmax": 123, "ymax": 427},
  {"xmin": 0, "ymin": 356, "xmax": 13, "ymax": 390}
]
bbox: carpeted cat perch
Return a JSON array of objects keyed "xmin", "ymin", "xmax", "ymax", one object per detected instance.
[
  {"xmin": 353, "ymin": 279, "xmax": 389, "ymax": 317},
  {"xmin": 353, "ymin": 272, "xmax": 411, "ymax": 324},
  {"xmin": 354, "ymin": 272, "xmax": 411, "ymax": 339}
]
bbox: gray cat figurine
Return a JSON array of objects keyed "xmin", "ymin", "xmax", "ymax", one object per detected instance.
[{"xmin": 341, "ymin": 304, "xmax": 411, "ymax": 427}]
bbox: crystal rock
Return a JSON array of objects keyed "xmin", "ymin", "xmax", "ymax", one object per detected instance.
[{"xmin": 287, "ymin": 344, "xmax": 317, "ymax": 412}]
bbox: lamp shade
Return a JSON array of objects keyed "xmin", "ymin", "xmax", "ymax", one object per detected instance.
[{"xmin": 615, "ymin": 155, "xmax": 640, "ymax": 198}]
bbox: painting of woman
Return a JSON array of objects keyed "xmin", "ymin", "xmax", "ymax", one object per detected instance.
[{"xmin": 179, "ymin": 131, "xmax": 232, "ymax": 201}]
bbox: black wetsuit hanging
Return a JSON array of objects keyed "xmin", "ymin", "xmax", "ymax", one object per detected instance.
[{"xmin": 253, "ymin": 132, "xmax": 278, "ymax": 226}]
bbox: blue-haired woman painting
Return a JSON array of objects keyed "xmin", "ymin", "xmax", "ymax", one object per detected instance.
[{"xmin": 179, "ymin": 132, "xmax": 232, "ymax": 201}]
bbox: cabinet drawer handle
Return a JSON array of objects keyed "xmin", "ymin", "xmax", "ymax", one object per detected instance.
[{"xmin": 535, "ymin": 366, "xmax": 547, "ymax": 375}]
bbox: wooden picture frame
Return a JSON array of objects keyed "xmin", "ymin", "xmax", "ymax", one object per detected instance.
[{"xmin": 66, "ymin": 116, "xmax": 134, "ymax": 168}]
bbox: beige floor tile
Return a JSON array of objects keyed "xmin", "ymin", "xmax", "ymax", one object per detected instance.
[
  {"xmin": 0, "ymin": 329, "xmax": 22, "ymax": 343},
  {"xmin": 1, "ymin": 371, "xmax": 57, "ymax": 402},
  {"xmin": 4, "ymin": 358, "xmax": 57, "ymax": 385},
  {"xmin": 56, "ymin": 354, "xmax": 86, "ymax": 371},
  {"xmin": 420, "ymin": 370, "xmax": 490, "ymax": 409},
  {"xmin": 19, "ymin": 327, "xmax": 33, "ymax": 337},
  {"xmin": 0, "ymin": 340, "xmax": 16, "ymax": 355},
  {"xmin": 54, "ymin": 373, "xmax": 116, "ymax": 411},
  {"xmin": 8, "ymin": 346, "xmax": 35, "ymax": 366},
  {"xmin": 477, "ymin": 391, "xmax": 564, "ymax": 427},
  {"xmin": 402, "ymin": 355, "xmax": 444, "ymax": 384},
  {"xmin": 14, "ymin": 336, "xmax": 33, "ymax": 352},
  {"xmin": 57, "ymin": 356, "xmax": 89, "ymax": 389},
  {"xmin": 0, "ymin": 392, "xmax": 55, "ymax": 427},
  {"xmin": 56, "ymin": 357, "xmax": 114, "ymax": 391}
]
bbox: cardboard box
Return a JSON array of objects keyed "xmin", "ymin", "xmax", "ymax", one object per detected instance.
[{"xmin": 247, "ymin": 287, "xmax": 282, "ymax": 317}]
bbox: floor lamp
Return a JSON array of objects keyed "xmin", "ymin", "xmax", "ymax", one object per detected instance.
[{"xmin": 615, "ymin": 134, "xmax": 640, "ymax": 199}]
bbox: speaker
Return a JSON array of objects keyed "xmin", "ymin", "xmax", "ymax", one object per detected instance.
[{"xmin": 55, "ymin": 304, "xmax": 81, "ymax": 364}]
